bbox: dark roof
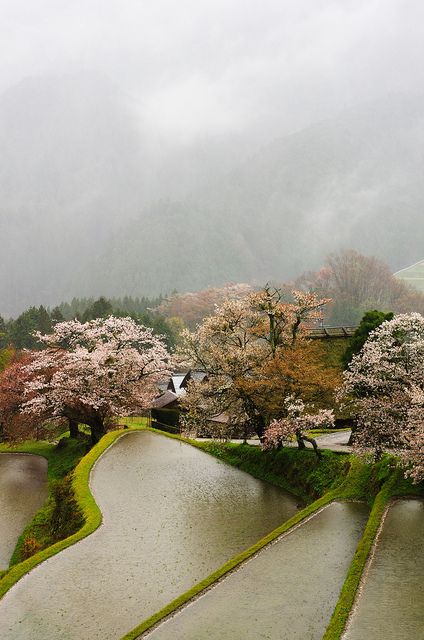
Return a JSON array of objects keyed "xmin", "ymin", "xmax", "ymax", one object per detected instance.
[
  {"xmin": 181, "ymin": 370, "xmax": 208, "ymax": 387},
  {"xmin": 167, "ymin": 374, "xmax": 187, "ymax": 396},
  {"xmin": 152, "ymin": 390, "xmax": 178, "ymax": 408}
]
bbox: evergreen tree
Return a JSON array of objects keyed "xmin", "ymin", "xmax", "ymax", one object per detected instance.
[{"xmin": 342, "ymin": 309, "xmax": 394, "ymax": 368}]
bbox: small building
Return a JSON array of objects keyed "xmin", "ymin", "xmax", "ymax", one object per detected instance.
[{"xmin": 151, "ymin": 370, "xmax": 207, "ymax": 432}]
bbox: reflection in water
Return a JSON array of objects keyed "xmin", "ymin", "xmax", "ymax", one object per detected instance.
[
  {"xmin": 343, "ymin": 499, "xmax": 424, "ymax": 640},
  {"xmin": 145, "ymin": 502, "xmax": 370, "ymax": 640},
  {"xmin": 0, "ymin": 431, "xmax": 299, "ymax": 640},
  {"xmin": 0, "ymin": 453, "xmax": 48, "ymax": 569}
]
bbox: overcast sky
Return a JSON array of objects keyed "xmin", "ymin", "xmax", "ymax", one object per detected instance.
[{"xmin": 2, "ymin": 0, "xmax": 424, "ymax": 142}]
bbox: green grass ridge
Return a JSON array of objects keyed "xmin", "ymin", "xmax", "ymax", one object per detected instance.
[
  {"xmin": 5, "ymin": 437, "xmax": 87, "ymax": 567},
  {"xmin": 323, "ymin": 460, "xmax": 424, "ymax": 640}
]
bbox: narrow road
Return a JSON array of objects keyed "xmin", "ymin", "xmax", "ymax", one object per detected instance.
[
  {"xmin": 197, "ymin": 430, "xmax": 352, "ymax": 453},
  {"xmin": 314, "ymin": 430, "xmax": 352, "ymax": 452}
]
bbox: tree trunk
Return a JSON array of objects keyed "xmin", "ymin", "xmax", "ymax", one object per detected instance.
[
  {"xmin": 89, "ymin": 418, "xmax": 106, "ymax": 446},
  {"xmin": 252, "ymin": 414, "xmax": 266, "ymax": 441},
  {"xmin": 295, "ymin": 431, "xmax": 306, "ymax": 449},
  {"xmin": 68, "ymin": 419, "xmax": 79, "ymax": 439},
  {"xmin": 296, "ymin": 429, "xmax": 322, "ymax": 460},
  {"xmin": 348, "ymin": 416, "xmax": 358, "ymax": 446}
]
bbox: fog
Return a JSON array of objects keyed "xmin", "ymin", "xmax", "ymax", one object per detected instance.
[{"xmin": 1, "ymin": 0, "xmax": 424, "ymax": 316}]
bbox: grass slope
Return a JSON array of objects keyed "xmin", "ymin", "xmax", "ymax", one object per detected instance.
[
  {"xmin": 0, "ymin": 437, "xmax": 87, "ymax": 571},
  {"xmin": 395, "ymin": 259, "xmax": 424, "ymax": 293}
]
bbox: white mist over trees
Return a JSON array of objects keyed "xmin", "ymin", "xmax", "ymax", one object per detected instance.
[{"xmin": 1, "ymin": 1, "xmax": 424, "ymax": 315}]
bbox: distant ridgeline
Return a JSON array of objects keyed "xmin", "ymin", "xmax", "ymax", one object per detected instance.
[{"xmin": 395, "ymin": 259, "xmax": 424, "ymax": 294}]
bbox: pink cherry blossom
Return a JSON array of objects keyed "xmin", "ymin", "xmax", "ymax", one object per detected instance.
[{"xmin": 22, "ymin": 317, "xmax": 173, "ymax": 443}]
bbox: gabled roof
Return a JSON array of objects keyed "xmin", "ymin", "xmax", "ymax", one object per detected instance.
[
  {"xmin": 208, "ymin": 412, "xmax": 230, "ymax": 424},
  {"xmin": 181, "ymin": 369, "xmax": 208, "ymax": 387},
  {"xmin": 167, "ymin": 373, "xmax": 187, "ymax": 396},
  {"xmin": 152, "ymin": 390, "xmax": 178, "ymax": 408}
]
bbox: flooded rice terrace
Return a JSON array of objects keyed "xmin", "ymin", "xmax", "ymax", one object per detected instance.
[
  {"xmin": 143, "ymin": 502, "xmax": 370, "ymax": 640},
  {"xmin": 0, "ymin": 431, "xmax": 300, "ymax": 640},
  {"xmin": 343, "ymin": 499, "xmax": 424, "ymax": 640},
  {"xmin": 0, "ymin": 453, "xmax": 48, "ymax": 569}
]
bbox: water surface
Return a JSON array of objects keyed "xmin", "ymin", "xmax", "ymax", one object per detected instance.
[
  {"xmin": 0, "ymin": 431, "xmax": 299, "ymax": 639},
  {"xmin": 144, "ymin": 502, "xmax": 369, "ymax": 640},
  {"xmin": 0, "ymin": 453, "xmax": 48, "ymax": 569},
  {"xmin": 343, "ymin": 499, "xmax": 424, "ymax": 640}
]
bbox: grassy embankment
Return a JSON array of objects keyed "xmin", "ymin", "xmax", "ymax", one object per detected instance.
[
  {"xmin": 189, "ymin": 439, "xmax": 423, "ymax": 640},
  {"xmin": 2, "ymin": 438, "xmax": 86, "ymax": 570},
  {"xmin": 187, "ymin": 438, "xmax": 423, "ymax": 640},
  {"xmin": 323, "ymin": 463, "xmax": 424, "ymax": 639}
]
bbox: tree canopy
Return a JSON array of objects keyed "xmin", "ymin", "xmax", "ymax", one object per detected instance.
[
  {"xmin": 179, "ymin": 287, "xmax": 336, "ymax": 446},
  {"xmin": 5, "ymin": 317, "xmax": 172, "ymax": 444},
  {"xmin": 340, "ymin": 312, "xmax": 424, "ymax": 481},
  {"xmin": 342, "ymin": 309, "xmax": 394, "ymax": 368}
]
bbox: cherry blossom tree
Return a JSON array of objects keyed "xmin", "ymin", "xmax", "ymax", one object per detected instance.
[
  {"xmin": 401, "ymin": 387, "xmax": 424, "ymax": 482},
  {"xmin": 22, "ymin": 317, "xmax": 173, "ymax": 444},
  {"xmin": 262, "ymin": 396, "xmax": 334, "ymax": 459},
  {"xmin": 295, "ymin": 250, "xmax": 424, "ymax": 325},
  {"xmin": 180, "ymin": 287, "xmax": 332, "ymax": 441},
  {"xmin": 0, "ymin": 353, "xmax": 52, "ymax": 441},
  {"xmin": 156, "ymin": 283, "xmax": 253, "ymax": 328},
  {"xmin": 340, "ymin": 313, "xmax": 424, "ymax": 481}
]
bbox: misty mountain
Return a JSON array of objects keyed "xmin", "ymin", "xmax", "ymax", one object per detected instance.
[
  {"xmin": 2, "ymin": 78, "xmax": 424, "ymax": 315},
  {"xmin": 74, "ymin": 93, "xmax": 424, "ymax": 298},
  {"xmin": 0, "ymin": 73, "xmax": 148, "ymax": 316},
  {"xmin": 0, "ymin": 73, "xmax": 258, "ymax": 316}
]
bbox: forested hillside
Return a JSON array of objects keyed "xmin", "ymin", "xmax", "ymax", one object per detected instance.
[
  {"xmin": 72, "ymin": 93, "xmax": 424, "ymax": 298},
  {"xmin": 2, "ymin": 79, "xmax": 424, "ymax": 314}
]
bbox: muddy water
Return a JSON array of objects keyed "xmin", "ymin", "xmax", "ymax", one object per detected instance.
[
  {"xmin": 144, "ymin": 502, "xmax": 369, "ymax": 640},
  {"xmin": 0, "ymin": 431, "xmax": 300, "ymax": 640},
  {"xmin": 0, "ymin": 453, "xmax": 48, "ymax": 569},
  {"xmin": 343, "ymin": 499, "xmax": 424, "ymax": 640}
]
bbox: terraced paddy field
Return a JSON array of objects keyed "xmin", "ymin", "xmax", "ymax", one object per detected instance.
[
  {"xmin": 0, "ymin": 431, "xmax": 300, "ymax": 640},
  {"xmin": 0, "ymin": 454, "xmax": 48, "ymax": 569},
  {"xmin": 142, "ymin": 502, "xmax": 370, "ymax": 640},
  {"xmin": 343, "ymin": 499, "xmax": 424, "ymax": 640},
  {"xmin": 395, "ymin": 259, "xmax": 424, "ymax": 293}
]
